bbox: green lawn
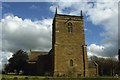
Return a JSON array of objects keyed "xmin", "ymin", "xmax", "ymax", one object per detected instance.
[{"xmin": 1, "ymin": 75, "xmax": 120, "ymax": 80}]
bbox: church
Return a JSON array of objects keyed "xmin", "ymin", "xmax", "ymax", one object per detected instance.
[{"xmin": 27, "ymin": 9, "xmax": 97, "ymax": 77}]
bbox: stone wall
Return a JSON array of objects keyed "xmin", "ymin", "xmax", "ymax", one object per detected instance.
[
  {"xmin": 52, "ymin": 14, "xmax": 89, "ymax": 77},
  {"xmin": 89, "ymin": 68, "xmax": 97, "ymax": 77}
]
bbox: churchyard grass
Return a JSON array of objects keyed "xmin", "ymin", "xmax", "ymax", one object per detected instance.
[{"xmin": 1, "ymin": 75, "xmax": 120, "ymax": 80}]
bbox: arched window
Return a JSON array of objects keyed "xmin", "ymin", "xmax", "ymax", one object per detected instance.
[
  {"xmin": 67, "ymin": 22, "xmax": 73, "ymax": 32},
  {"xmin": 68, "ymin": 22, "xmax": 72, "ymax": 26},
  {"xmin": 70, "ymin": 59, "xmax": 73, "ymax": 66}
]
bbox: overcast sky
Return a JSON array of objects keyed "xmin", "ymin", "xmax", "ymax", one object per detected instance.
[{"xmin": 0, "ymin": 0, "xmax": 119, "ymax": 70}]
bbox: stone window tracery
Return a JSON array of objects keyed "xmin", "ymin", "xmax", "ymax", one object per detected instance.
[{"xmin": 67, "ymin": 22, "xmax": 73, "ymax": 32}]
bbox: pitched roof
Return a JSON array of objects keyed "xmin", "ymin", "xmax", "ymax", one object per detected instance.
[
  {"xmin": 88, "ymin": 61, "xmax": 96, "ymax": 68},
  {"xmin": 28, "ymin": 51, "xmax": 48, "ymax": 62}
]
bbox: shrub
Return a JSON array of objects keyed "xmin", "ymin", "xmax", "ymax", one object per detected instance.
[
  {"xmin": 1, "ymin": 78, "xmax": 6, "ymax": 80},
  {"xmin": 24, "ymin": 77, "xmax": 29, "ymax": 80},
  {"xmin": 13, "ymin": 77, "xmax": 18, "ymax": 80}
]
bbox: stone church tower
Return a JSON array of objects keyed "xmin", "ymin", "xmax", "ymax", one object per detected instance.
[{"xmin": 52, "ymin": 9, "xmax": 89, "ymax": 77}]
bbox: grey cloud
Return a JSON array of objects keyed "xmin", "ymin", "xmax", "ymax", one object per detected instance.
[
  {"xmin": 2, "ymin": 15, "xmax": 52, "ymax": 52},
  {"xmin": 49, "ymin": 2, "xmax": 118, "ymax": 57},
  {"xmin": 1, "ymin": 15, "xmax": 53, "ymax": 70},
  {"xmin": 1, "ymin": 2, "xmax": 119, "ymax": 69}
]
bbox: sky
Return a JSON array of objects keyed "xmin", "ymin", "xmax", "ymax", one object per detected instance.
[{"xmin": 0, "ymin": 0, "xmax": 119, "ymax": 70}]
